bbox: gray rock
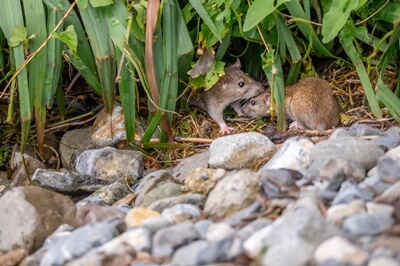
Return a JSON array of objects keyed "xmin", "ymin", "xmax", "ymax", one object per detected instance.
[
  {"xmin": 196, "ymin": 237, "xmax": 234, "ymax": 265},
  {"xmin": 134, "ymin": 170, "xmax": 176, "ymax": 207},
  {"xmin": 261, "ymin": 235, "xmax": 314, "ymax": 266},
  {"xmin": 332, "ymin": 181, "xmax": 373, "ymax": 205},
  {"xmin": 32, "ymin": 168, "xmax": 79, "ymax": 193},
  {"xmin": 10, "ymin": 157, "xmax": 46, "ymax": 188},
  {"xmin": 91, "ymin": 105, "xmax": 143, "ymax": 147},
  {"xmin": 59, "ymin": 127, "xmax": 94, "ymax": 169},
  {"xmin": 20, "ymin": 224, "xmax": 74, "ymax": 266},
  {"xmin": 65, "ymin": 238, "xmax": 135, "ymax": 266},
  {"xmin": 194, "ymin": 219, "xmax": 213, "ymax": 239},
  {"xmin": 71, "ymin": 146, "xmax": 143, "ymax": 185},
  {"xmin": 309, "ymin": 136, "xmax": 384, "ymax": 171},
  {"xmin": 307, "ymin": 157, "xmax": 367, "ymax": 183},
  {"xmin": 348, "ymin": 123, "xmax": 386, "ymax": 137},
  {"xmin": 243, "ymin": 196, "xmax": 339, "ymax": 263},
  {"xmin": 259, "ymin": 168, "xmax": 300, "ymax": 198},
  {"xmin": 107, "ymin": 227, "xmax": 151, "ymax": 253},
  {"xmin": 326, "ymin": 199, "xmax": 366, "ymax": 226},
  {"xmin": 204, "ymin": 169, "xmax": 261, "ymax": 221},
  {"xmin": 329, "ymin": 128, "xmax": 351, "ymax": 138},
  {"xmin": 40, "ymin": 218, "xmax": 124, "ymax": 266},
  {"xmin": 141, "ymin": 217, "xmax": 172, "ymax": 235},
  {"xmin": 171, "ymin": 240, "xmax": 208, "ymax": 266},
  {"xmin": 377, "ymin": 146, "xmax": 400, "ymax": 183},
  {"xmin": 137, "ymin": 181, "xmax": 183, "ymax": 208},
  {"xmin": 208, "ymin": 132, "xmax": 275, "ymax": 170},
  {"xmin": 75, "ymin": 204, "xmax": 126, "ymax": 227},
  {"xmin": 313, "ymin": 235, "xmax": 368, "ymax": 266},
  {"xmin": 260, "ymin": 137, "xmax": 314, "ymax": 173},
  {"xmin": 181, "ymin": 168, "xmax": 226, "ymax": 195},
  {"xmin": 359, "ymin": 176, "xmax": 392, "ymax": 198},
  {"xmin": 228, "ymin": 218, "xmax": 272, "ymax": 259},
  {"xmin": 161, "ymin": 203, "xmax": 201, "ymax": 224},
  {"xmin": 172, "ymin": 236, "xmax": 235, "ymax": 266},
  {"xmin": 152, "ymin": 221, "xmax": 200, "ymax": 257},
  {"xmin": 343, "ymin": 212, "xmax": 393, "ymax": 237},
  {"xmin": 375, "ymin": 181, "xmax": 400, "ymax": 204},
  {"xmin": 385, "ymin": 126, "xmax": 400, "ymax": 138},
  {"xmin": 0, "ymin": 187, "xmax": 76, "ymax": 253},
  {"xmin": 224, "ymin": 201, "xmax": 261, "ymax": 225},
  {"xmin": 89, "ymin": 180, "xmax": 131, "ymax": 205},
  {"xmin": 75, "ymin": 196, "xmax": 107, "ymax": 207},
  {"xmin": 148, "ymin": 193, "xmax": 206, "ymax": 213},
  {"xmin": 172, "ymin": 151, "xmax": 210, "ymax": 183},
  {"xmin": 372, "ymin": 136, "xmax": 400, "ymax": 150}
]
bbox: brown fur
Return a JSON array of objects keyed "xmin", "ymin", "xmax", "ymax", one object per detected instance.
[
  {"xmin": 189, "ymin": 59, "xmax": 265, "ymax": 134},
  {"xmin": 240, "ymin": 77, "xmax": 340, "ymax": 130}
]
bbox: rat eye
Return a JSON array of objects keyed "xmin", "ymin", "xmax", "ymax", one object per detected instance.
[
  {"xmin": 251, "ymin": 100, "xmax": 256, "ymax": 106},
  {"xmin": 238, "ymin": 81, "xmax": 245, "ymax": 87}
]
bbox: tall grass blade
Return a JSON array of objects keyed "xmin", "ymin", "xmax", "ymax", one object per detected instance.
[
  {"xmin": 262, "ymin": 54, "xmax": 286, "ymax": 131},
  {"xmin": 145, "ymin": 0, "xmax": 173, "ymax": 143},
  {"xmin": 45, "ymin": 0, "xmax": 97, "ymax": 75},
  {"xmin": 376, "ymin": 78, "xmax": 400, "ymax": 123},
  {"xmin": 339, "ymin": 22, "xmax": 382, "ymax": 119},
  {"xmin": 23, "ymin": 0, "xmax": 48, "ymax": 154},
  {"xmin": 105, "ymin": 3, "xmax": 140, "ymax": 143},
  {"xmin": 0, "ymin": 29, "xmax": 4, "ymax": 74},
  {"xmin": 160, "ymin": 0, "xmax": 178, "ymax": 121},
  {"xmin": 0, "ymin": 0, "xmax": 31, "ymax": 152},
  {"xmin": 78, "ymin": 1, "xmax": 116, "ymax": 114},
  {"xmin": 43, "ymin": 5, "xmax": 63, "ymax": 108}
]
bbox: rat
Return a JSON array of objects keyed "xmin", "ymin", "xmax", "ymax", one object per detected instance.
[
  {"xmin": 189, "ymin": 59, "xmax": 265, "ymax": 134},
  {"xmin": 240, "ymin": 76, "xmax": 340, "ymax": 130}
]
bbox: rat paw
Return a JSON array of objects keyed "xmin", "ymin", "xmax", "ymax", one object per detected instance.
[
  {"xmin": 289, "ymin": 121, "xmax": 306, "ymax": 129},
  {"xmin": 220, "ymin": 126, "xmax": 234, "ymax": 135}
]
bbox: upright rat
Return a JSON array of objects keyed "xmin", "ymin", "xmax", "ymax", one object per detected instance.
[
  {"xmin": 240, "ymin": 76, "xmax": 340, "ymax": 130},
  {"xmin": 189, "ymin": 59, "xmax": 265, "ymax": 134}
]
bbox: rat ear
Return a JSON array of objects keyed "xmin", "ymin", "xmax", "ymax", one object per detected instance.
[
  {"xmin": 219, "ymin": 75, "xmax": 230, "ymax": 85},
  {"xmin": 232, "ymin": 58, "xmax": 241, "ymax": 69},
  {"xmin": 264, "ymin": 92, "xmax": 270, "ymax": 104}
]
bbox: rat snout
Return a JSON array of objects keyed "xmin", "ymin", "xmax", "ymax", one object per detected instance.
[{"xmin": 247, "ymin": 83, "xmax": 266, "ymax": 99}]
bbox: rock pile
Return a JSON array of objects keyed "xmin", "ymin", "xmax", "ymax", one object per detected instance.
[{"xmin": 1, "ymin": 123, "xmax": 400, "ymax": 266}]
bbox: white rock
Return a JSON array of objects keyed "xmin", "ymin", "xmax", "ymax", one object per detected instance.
[
  {"xmin": 326, "ymin": 199, "xmax": 366, "ymax": 226},
  {"xmin": 206, "ymin": 223, "xmax": 235, "ymax": 242},
  {"xmin": 368, "ymin": 256, "xmax": 399, "ymax": 266},
  {"xmin": 260, "ymin": 137, "xmax": 314, "ymax": 173},
  {"xmin": 313, "ymin": 235, "xmax": 368, "ymax": 265},
  {"xmin": 366, "ymin": 202, "xmax": 394, "ymax": 216},
  {"xmin": 209, "ymin": 132, "xmax": 275, "ymax": 170}
]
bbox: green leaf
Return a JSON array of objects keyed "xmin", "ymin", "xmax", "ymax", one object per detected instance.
[
  {"xmin": 321, "ymin": 0, "xmax": 359, "ymax": 43},
  {"xmin": 77, "ymin": 0, "xmax": 88, "ymax": 9},
  {"xmin": 243, "ymin": 0, "xmax": 291, "ymax": 32},
  {"xmin": 9, "ymin": 26, "xmax": 27, "ymax": 47},
  {"xmin": 376, "ymin": 2, "xmax": 400, "ymax": 23},
  {"xmin": 90, "ymin": 0, "xmax": 114, "ymax": 8},
  {"xmin": 188, "ymin": 0, "xmax": 222, "ymax": 43},
  {"xmin": 52, "ymin": 25, "xmax": 78, "ymax": 55},
  {"xmin": 356, "ymin": 0, "xmax": 368, "ymax": 10}
]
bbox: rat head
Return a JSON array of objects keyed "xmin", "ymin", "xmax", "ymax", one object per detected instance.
[
  {"xmin": 241, "ymin": 91, "xmax": 271, "ymax": 118},
  {"xmin": 218, "ymin": 59, "xmax": 265, "ymax": 103}
]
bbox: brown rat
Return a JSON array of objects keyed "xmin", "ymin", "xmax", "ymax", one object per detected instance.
[
  {"xmin": 240, "ymin": 76, "xmax": 340, "ymax": 130},
  {"xmin": 189, "ymin": 59, "xmax": 265, "ymax": 134}
]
